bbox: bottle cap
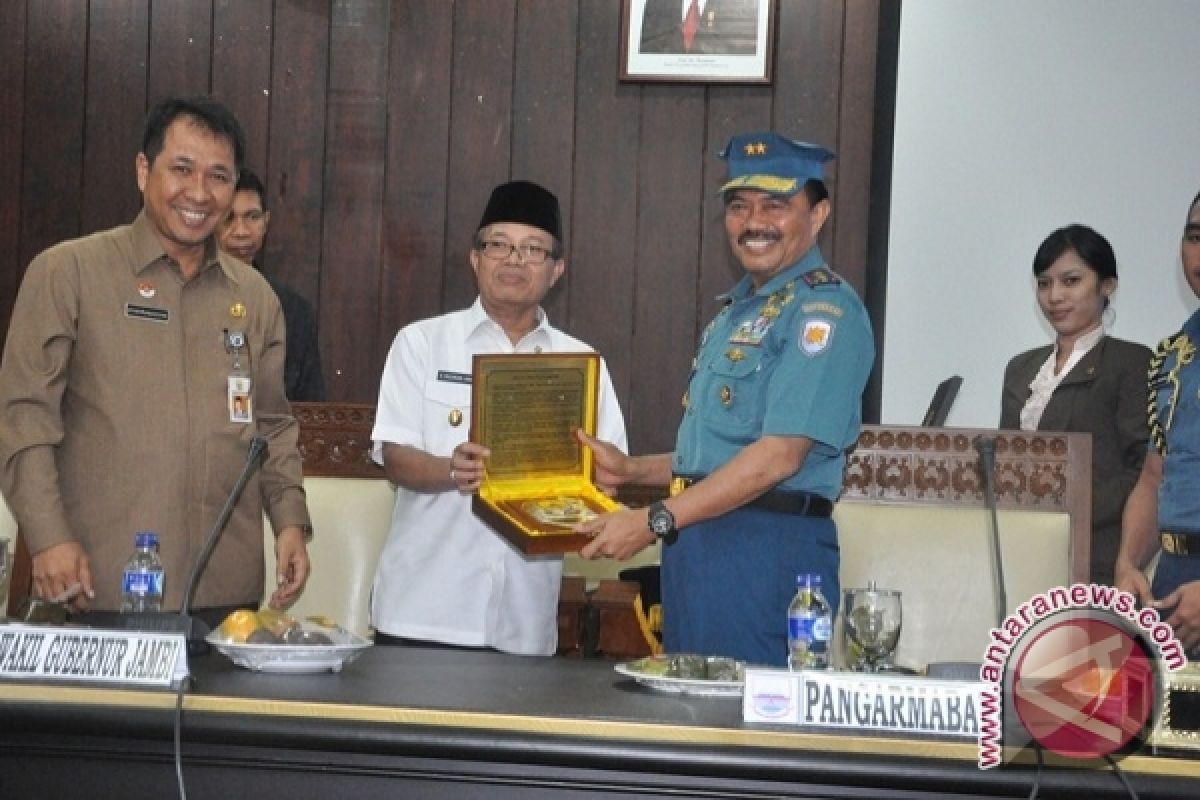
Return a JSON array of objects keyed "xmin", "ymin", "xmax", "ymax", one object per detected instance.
[
  {"xmin": 796, "ymin": 573, "xmax": 822, "ymax": 587},
  {"xmin": 134, "ymin": 531, "xmax": 159, "ymax": 548}
]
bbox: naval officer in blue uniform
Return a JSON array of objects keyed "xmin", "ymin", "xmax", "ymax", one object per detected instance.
[
  {"xmin": 1116, "ymin": 190, "xmax": 1200, "ymax": 653},
  {"xmin": 575, "ymin": 133, "xmax": 874, "ymax": 666}
]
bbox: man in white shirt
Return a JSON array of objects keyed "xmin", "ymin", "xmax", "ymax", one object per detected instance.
[{"xmin": 370, "ymin": 181, "xmax": 628, "ymax": 655}]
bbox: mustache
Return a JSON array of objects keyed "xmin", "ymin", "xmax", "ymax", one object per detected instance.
[{"xmin": 737, "ymin": 229, "xmax": 781, "ymax": 245}]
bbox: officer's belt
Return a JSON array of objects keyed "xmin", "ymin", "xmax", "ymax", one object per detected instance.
[
  {"xmin": 1161, "ymin": 531, "xmax": 1200, "ymax": 557},
  {"xmin": 670, "ymin": 475, "xmax": 833, "ymax": 518}
]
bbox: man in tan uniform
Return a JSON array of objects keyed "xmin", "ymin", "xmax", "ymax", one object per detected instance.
[{"xmin": 0, "ymin": 96, "xmax": 311, "ymax": 621}]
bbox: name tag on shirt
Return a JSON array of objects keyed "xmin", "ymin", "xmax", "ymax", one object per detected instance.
[
  {"xmin": 125, "ymin": 304, "xmax": 169, "ymax": 323},
  {"xmin": 437, "ymin": 370, "xmax": 472, "ymax": 385}
]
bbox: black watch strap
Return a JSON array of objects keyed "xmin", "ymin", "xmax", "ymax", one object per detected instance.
[{"xmin": 648, "ymin": 500, "xmax": 677, "ymax": 543}]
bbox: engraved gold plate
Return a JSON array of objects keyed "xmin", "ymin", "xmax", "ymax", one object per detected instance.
[{"xmin": 470, "ymin": 352, "xmax": 620, "ymax": 555}]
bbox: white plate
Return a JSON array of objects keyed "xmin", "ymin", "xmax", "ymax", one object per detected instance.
[
  {"xmin": 614, "ymin": 655, "xmax": 745, "ymax": 697},
  {"xmin": 206, "ymin": 628, "xmax": 372, "ymax": 674}
]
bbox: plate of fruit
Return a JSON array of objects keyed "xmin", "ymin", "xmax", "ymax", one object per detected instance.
[
  {"xmin": 207, "ymin": 610, "xmax": 371, "ymax": 674},
  {"xmin": 614, "ymin": 653, "xmax": 745, "ymax": 697}
]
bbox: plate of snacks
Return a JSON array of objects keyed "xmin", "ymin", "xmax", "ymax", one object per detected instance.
[
  {"xmin": 614, "ymin": 653, "xmax": 745, "ymax": 697},
  {"xmin": 207, "ymin": 610, "xmax": 371, "ymax": 674}
]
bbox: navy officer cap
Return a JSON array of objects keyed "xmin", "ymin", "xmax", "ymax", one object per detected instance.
[
  {"xmin": 478, "ymin": 180, "xmax": 562, "ymax": 242},
  {"xmin": 719, "ymin": 133, "xmax": 835, "ymax": 197}
]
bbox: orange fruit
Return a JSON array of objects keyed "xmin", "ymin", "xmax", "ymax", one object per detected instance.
[{"xmin": 218, "ymin": 609, "xmax": 261, "ymax": 643}]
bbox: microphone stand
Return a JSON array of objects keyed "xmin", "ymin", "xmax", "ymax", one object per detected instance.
[
  {"xmin": 974, "ymin": 435, "xmax": 1009, "ymax": 629},
  {"xmin": 177, "ymin": 436, "xmax": 269, "ymax": 652}
]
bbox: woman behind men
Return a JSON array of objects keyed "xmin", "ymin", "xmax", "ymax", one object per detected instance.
[{"xmin": 1000, "ymin": 224, "xmax": 1152, "ymax": 586}]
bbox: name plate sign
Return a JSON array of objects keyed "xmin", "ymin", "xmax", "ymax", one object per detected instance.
[
  {"xmin": 0, "ymin": 623, "xmax": 188, "ymax": 687},
  {"xmin": 743, "ymin": 668, "xmax": 984, "ymax": 739}
]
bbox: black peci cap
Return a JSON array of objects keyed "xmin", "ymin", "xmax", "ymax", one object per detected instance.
[{"xmin": 477, "ymin": 180, "xmax": 562, "ymax": 242}]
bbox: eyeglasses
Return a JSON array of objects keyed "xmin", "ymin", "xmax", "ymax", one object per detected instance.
[{"xmin": 478, "ymin": 239, "xmax": 555, "ymax": 265}]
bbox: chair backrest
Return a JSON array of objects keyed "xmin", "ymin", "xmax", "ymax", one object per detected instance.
[
  {"xmin": 834, "ymin": 425, "xmax": 1091, "ymax": 670},
  {"xmin": 263, "ymin": 476, "xmax": 394, "ymax": 636},
  {"xmin": 270, "ymin": 402, "xmax": 392, "ymax": 636},
  {"xmin": 1, "ymin": 492, "xmax": 17, "ymax": 615},
  {"xmin": 834, "ymin": 505, "xmax": 1072, "ymax": 668}
]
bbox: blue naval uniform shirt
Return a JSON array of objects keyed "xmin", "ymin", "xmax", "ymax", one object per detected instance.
[
  {"xmin": 672, "ymin": 246, "xmax": 874, "ymax": 498},
  {"xmin": 1152, "ymin": 308, "xmax": 1200, "ymax": 533}
]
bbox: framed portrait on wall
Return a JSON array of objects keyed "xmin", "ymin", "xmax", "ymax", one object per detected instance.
[{"xmin": 620, "ymin": 0, "xmax": 776, "ymax": 84}]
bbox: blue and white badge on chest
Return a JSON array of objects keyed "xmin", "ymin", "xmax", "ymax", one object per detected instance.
[{"xmin": 729, "ymin": 313, "xmax": 775, "ymax": 346}]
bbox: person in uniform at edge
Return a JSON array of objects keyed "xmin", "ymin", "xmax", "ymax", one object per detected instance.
[
  {"xmin": 369, "ymin": 180, "xmax": 628, "ymax": 655},
  {"xmin": 218, "ymin": 168, "xmax": 326, "ymax": 402},
  {"xmin": 574, "ymin": 133, "xmax": 874, "ymax": 667},
  {"xmin": 1000, "ymin": 225, "xmax": 1151, "ymax": 587},
  {"xmin": 1115, "ymin": 190, "xmax": 1200, "ymax": 653},
  {"xmin": 0, "ymin": 96, "xmax": 311, "ymax": 623}
]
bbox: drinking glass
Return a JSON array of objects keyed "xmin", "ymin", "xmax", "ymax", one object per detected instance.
[{"xmin": 842, "ymin": 583, "xmax": 902, "ymax": 672}]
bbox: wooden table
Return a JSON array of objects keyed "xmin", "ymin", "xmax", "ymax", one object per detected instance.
[{"xmin": 1, "ymin": 645, "xmax": 1197, "ymax": 798}]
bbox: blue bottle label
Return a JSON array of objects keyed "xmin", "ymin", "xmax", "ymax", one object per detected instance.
[
  {"xmin": 788, "ymin": 614, "xmax": 815, "ymax": 641},
  {"xmin": 122, "ymin": 569, "xmax": 164, "ymax": 597}
]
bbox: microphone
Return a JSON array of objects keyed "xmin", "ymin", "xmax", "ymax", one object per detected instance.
[
  {"xmin": 180, "ymin": 435, "xmax": 268, "ymax": 615},
  {"xmin": 176, "ymin": 435, "xmax": 269, "ymax": 651},
  {"xmin": 973, "ymin": 435, "xmax": 1009, "ymax": 629},
  {"xmin": 77, "ymin": 436, "xmax": 268, "ymax": 655}
]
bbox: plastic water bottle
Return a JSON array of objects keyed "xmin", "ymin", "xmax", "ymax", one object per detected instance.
[
  {"xmin": 787, "ymin": 573, "xmax": 832, "ymax": 670},
  {"xmin": 120, "ymin": 531, "xmax": 165, "ymax": 613}
]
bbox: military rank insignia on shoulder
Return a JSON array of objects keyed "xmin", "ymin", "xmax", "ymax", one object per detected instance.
[
  {"xmin": 799, "ymin": 318, "xmax": 835, "ymax": 356},
  {"xmin": 801, "ymin": 267, "xmax": 841, "ymax": 288}
]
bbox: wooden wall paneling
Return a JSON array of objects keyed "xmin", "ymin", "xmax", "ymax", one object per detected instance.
[
  {"xmin": 511, "ymin": 0, "xmax": 579, "ymax": 329},
  {"xmin": 829, "ymin": 0, "xmax": 880, "ymax": 293},
  {"xmin": 147, "ymin": 0, "xmax": 214, "ymax": 102},
  {"xmin": 0, "ymin": 0, "xmax": 893, "ymax": 431},
  {"xmin": 18, "ymin": 1, "xmax": 87, "ymax": 270},
  {"xmin": 442, "ymin": 0, "xmax": 518, "ymax": 314},
  {"xmin": 697, "ymin": 87, "xmax": 775, "ymax": 334},
  {"xmin": 629, "ymin": 87, "xmax": 707, "ymax": 454},
  {"xmin": 211, "ymin": 0, "xmax": 274, "ymax": 175},
  {"xmin": 80, "ymin": 0, "xmax": 149, "ymax": 237},
  {"xmin": 772, "ymin": 0, "xmax": 844, "ymax": 275},
  {"xmin": 319, "ymin": 0, "xmax": 391, "ymax": 402},
  {"xmin": 0, "ymin": 0, "xmax": 27, "ymax": 340},
  {"xmin": 263, "ymin": 0, "xmax": 330, "ymax": 304},
  {"xmin": 379, "ymin": 0, "xmax": 454, "ymax": 348},
  {"xmin": 568, "ymin": 0, "xmax": 640, "ymax": 419}
]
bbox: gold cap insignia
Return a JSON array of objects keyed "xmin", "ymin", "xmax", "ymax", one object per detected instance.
[{"xmin": 231, "ymin": 302, "xmax": 247, "ymax": 318}]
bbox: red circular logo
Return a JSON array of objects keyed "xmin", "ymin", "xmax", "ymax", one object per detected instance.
[{"xmin": 1011, "ymin": 614, "xmax": 1158, "ymax": 759}]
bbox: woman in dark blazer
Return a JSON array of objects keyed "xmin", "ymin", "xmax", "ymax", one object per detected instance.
[{"xmin": 1000, "ymin": 225, "xmax": 1152, "ymax": 586}]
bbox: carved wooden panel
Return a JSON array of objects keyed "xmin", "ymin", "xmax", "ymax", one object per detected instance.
[
  {"xmin": 844, "ymin": 426, "xmax": 1091, "ymax": 515},
  {"xmin": 292, "ymin": 402, "xmax": 383, "ymax": 479}
]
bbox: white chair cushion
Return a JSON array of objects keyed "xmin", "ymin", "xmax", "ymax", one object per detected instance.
[
  {"xmin": 263, "ymin": 477, "xmax": 395, "ymax": 637},
  {"xmin": 834, "ymin": 504, "xmax": 1072, "ymax": 669}
]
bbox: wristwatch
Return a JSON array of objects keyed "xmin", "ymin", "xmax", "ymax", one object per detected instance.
[
  {"xmin": 647, "ymin": 500, "xmax": 678, "ymax": 544},
  {"xmin": 299, "ymin": 523, "xmax": 314, "ymax": 542}
]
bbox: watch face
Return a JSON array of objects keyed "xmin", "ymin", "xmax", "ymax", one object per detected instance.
[{"xmin": 650, "ymin": 507, "xmax": 673, "ymax": 536}]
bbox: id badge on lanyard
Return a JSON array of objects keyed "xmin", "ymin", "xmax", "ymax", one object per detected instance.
[{"xmin": 225, "ymin": 328, "xmax": 253, "ymax": 424}]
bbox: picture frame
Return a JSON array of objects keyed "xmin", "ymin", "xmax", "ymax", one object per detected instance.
[{"xmin": 620, "ymin": 0, "xmax": 776, "ymax": 84}]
